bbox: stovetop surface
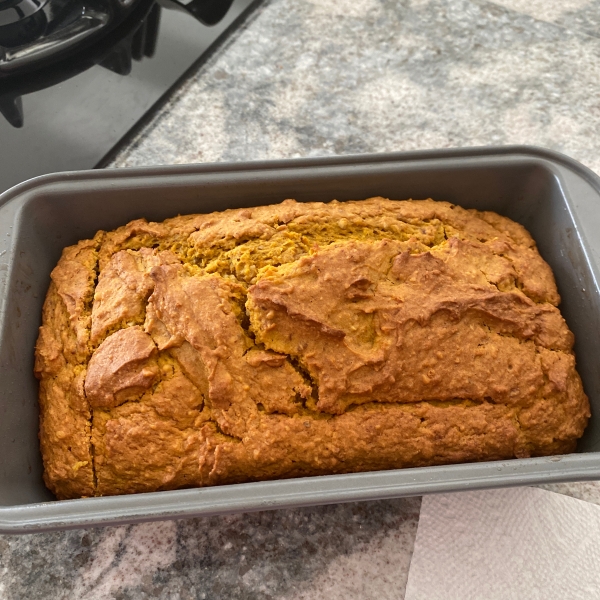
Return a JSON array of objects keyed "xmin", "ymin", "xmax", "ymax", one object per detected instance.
[{"xmin": 0, "ymin": 0, "xmax": 260, "ymax": 194}]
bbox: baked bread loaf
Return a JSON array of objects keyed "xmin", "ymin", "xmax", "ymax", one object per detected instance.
[{"xmin": 34, "ymin": 197, "xmax": 590, "ymax": 499}]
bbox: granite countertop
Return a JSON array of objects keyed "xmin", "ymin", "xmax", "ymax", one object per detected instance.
[{"xmin": 3, "ymin": 0, "xmax": 600, "ymax": 598}]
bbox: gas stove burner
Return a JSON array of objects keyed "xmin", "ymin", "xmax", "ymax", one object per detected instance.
[
  {"xmin": 0, "ymin": 0, "xmax": 261, "ymax": 191},
  {"xmin": 0, "ymin": 0, "xmax": 240, "ymax": 105},
  {"xmin": 1, "ymin": 0, "xmax": 236, "ymax": 76},
  {"xmin": 0, "ymin": 0, "xmax": 159, "ymax": 126},
  {"xmin": 0, "ymin": 0, "xmax": 146, "ymax": 73},
  {"xmin": 0, "ymin": 0, "xmax": 246, "ymax": 128},
  {"xmin": 0, "ymin": 0, "xmax": 49, "ymax": 26},
  {"xmin": 0, "ymin": 0, "xmax": 50, "ymax": 48}
]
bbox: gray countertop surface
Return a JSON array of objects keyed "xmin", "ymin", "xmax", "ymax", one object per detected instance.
[{"xmin": 3, "ymin": 0, "xmax": 600, "ymax": 598}]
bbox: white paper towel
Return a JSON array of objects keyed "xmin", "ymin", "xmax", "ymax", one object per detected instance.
[{"xmin": 404, "ymin": 487, "xmax": 600, "ymax": 600}]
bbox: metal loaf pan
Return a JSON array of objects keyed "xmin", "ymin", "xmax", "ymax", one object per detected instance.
[{"xmin": 1, "ymin": 146, "xmax": 600, "ymax": 534}]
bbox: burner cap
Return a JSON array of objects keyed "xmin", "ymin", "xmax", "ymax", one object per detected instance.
[
  {"xmin": 0, "ymin": 0, "xmax": 49, "ymax": 48},
  {"xmin": 0, "ymin": 0, "xmax": 48, "ymax": 27}
]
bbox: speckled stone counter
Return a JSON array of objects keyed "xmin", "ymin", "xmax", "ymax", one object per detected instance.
[{"xmin": 3, "ymin": 0, "xmax": 600, "ymax": 598}]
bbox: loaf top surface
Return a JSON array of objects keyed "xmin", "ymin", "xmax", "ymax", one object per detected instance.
[{"xmin": 34, "ymin": 197, "xmax": 590, "ymax": 498}]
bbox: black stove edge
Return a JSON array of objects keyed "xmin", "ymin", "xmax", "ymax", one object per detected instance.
[{"xmin": 96, "ymin": 0, "xmax": 266, "ymax": 170}]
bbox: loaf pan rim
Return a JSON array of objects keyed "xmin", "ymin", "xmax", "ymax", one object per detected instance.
[{"xmin": 1, "ymin": 144, "xmax": 599, "ymax": 533}]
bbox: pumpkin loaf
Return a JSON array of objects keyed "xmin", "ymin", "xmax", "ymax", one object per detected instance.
[{"xmin": 34, "ymin": 198, "xmax": 590, "ymax": 499}]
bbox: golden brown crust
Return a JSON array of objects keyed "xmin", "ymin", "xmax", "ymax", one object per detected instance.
[{"xmin": 34, "ymin": 198, "xmax": 590, "ymax": 499}]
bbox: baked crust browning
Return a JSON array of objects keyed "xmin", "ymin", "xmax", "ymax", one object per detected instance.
[
  {"xmin": 34, "ymin": 198, "xmax": 590, "ymax": 499},
  {"xmin": 34, "ymin": 235, "xmax": 103, "ymax": 498}
]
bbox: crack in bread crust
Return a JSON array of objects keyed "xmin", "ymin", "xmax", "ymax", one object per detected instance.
[{"xmin": 34, "ymin": 198, "xmax": 590, "ymax": 499}]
